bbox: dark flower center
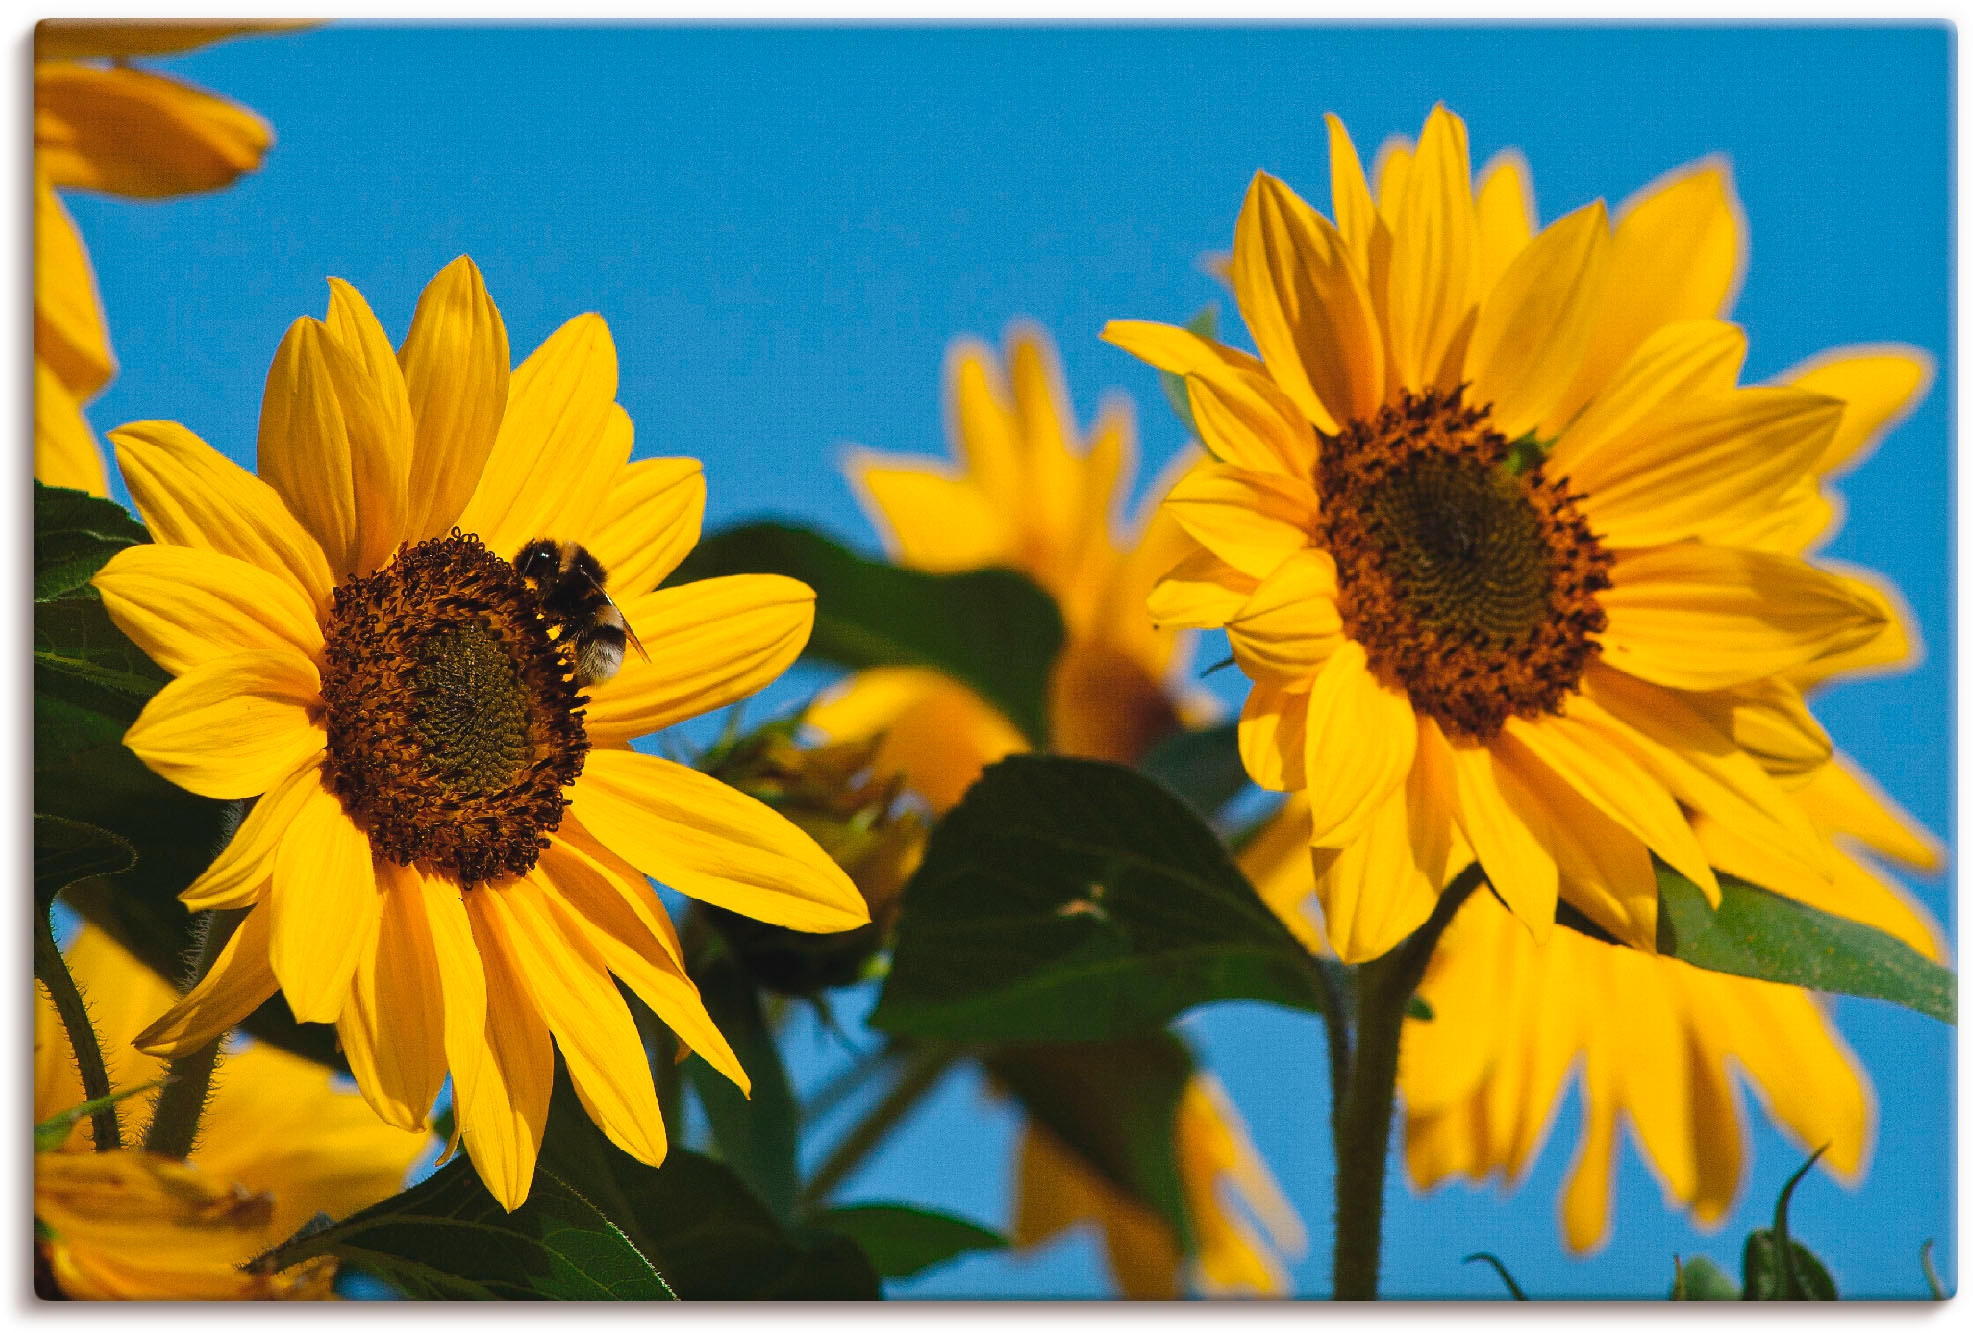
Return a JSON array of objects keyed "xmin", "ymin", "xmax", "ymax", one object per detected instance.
[
  {"xmin": 1320, "ymin": 388, "xmax": 1611, "ymax": 742},
  {"xmin": 319, "ymin": 533, "xmax": 588, "ymax": 884}
]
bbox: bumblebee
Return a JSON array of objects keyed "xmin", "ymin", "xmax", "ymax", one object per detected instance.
[{"xmin": 514, "ymin": 539, "xmax": 649, "ymax": 688}]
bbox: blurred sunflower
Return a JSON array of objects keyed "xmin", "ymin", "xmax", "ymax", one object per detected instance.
[
  {"xmin": 34, "ymin": 20, "xmax": 290, "ymax": 496},
  {"xmin": 35, "ymin": 926, "xmax": 427, "ymax": 1299},
  {"xmin": 1234, "ymin": 127, "xmax": 1946, "ymax": 1251},
  {"xmin": 1107, "ymin": 104, "xmax": 1898, "ymax": 965},
  {"xmin": 809, "ymin": 325, "xmax": 1304, "ymax": 1296},
  {"xmin": 99, "ymin": 256, "xmax": 868, "ymax": 1210}
]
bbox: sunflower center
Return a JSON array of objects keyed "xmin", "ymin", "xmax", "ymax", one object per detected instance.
[
  {"xmin": 319, "ymin": 533, "xmax": 588, "ymax": 884},
  {"xmin": 1320, "ymin": 388, "xmax": 1611, "ymax": 742}
]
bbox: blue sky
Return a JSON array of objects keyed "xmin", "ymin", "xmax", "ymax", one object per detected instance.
[{"xmin": 68, "ymin": 23, "xmax": 1952, "ymax": 1299}]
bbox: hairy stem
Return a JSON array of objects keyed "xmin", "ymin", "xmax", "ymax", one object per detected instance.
[
  {"xmin": 797, "ymin": 1044, "xmax": 957, "ymax": 1215},
  {"xmin": 142, "ymin": 908, "xmax": 244, "ymax": 1159},
  {"xmin": 1331, "ymin": 863, "xmax": 1486, "ymax": 1300},
  {"xmin": 34, "ymin": 908, "xmax": 120, "ymax": 1151}
]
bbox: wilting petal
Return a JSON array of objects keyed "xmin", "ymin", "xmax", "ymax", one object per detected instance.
[
  {"xmin": 111, "ymin": 420, "xmax": 335, "ymax": 613},
  {"xmin": 133, "ymin": 902, "xmax": 278, "ymax": 1057},
  {"xmin": 122, "ymin": 649, "xmax": 323, "ymax": 800},
  {"xmin": 337, "ymin": 861, "xmax": 449, "ymax": 1133},
  {"xmin": 94, "ymin": 543, "xmax": 323, "ymax": 676},
  {"xmin": 584, "ymin": 457, "xmax": 706, "ymax": 597},
  {"xmin": 1600, "ymin": 545, "xmax": 1888, "ymax": 691},
  {"xmin": 396, "ymin": 256, "xmax": 512, "ymax": 541},
  {"xmin": 34, "ymin": 63, "xmax": 270, "ymax": 196},
  {"xmin": 582, "ymin": 574, "xmax": 814, "ymax": 745},
  {"xmin": 1465, "ymin": 200, "xmax": 1609, "ymax": 439},
  {"xmin": 1301, "ymin": 641, "xmax": 1416, "ymax": 848},
  {"xmin": 269, "ymin": 781, "xmax": 382, "ymax": 1024},
  {"xmin": 1230, "ymin": 172, "xmax": 1384, "ymax": 431},
  {"xmin": 569, "ymin": 749, "xmax": 868, "ymax": 933}
]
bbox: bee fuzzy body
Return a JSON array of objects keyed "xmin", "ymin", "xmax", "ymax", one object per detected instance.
[{"xmin": 515, "ymin": 539, "xmax": 648, "ymax": 688}]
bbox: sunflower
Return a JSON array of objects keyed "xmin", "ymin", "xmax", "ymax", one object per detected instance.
[
  {"xmin": 1107, "ymin": 104, "xmax": 1899, "ymax": 965},
  {"xmin": 99, "ymin": 256, "xmax": 868, "ymax": 1211},
  {"xmin": 809, "ymin": 325, "xmax": 1303, "ymax": 1295},
  {"xmin": 34, "ymin": 21, "xmax": 288, "ymax": 496},
  {"xmin": 36, "ymin": 926, "xmax": 427, "ymax": 1299},
  {"xmin": 1231, "ymin": 127, "xmax": 1946, "ymax": 1252}
]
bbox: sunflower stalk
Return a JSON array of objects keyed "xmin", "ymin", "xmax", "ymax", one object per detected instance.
[
  {"xmin": 34, "ymin": 905, "xmax": 121, "ymax": 1152},
  {"xmin": 144, "ymin": 908, "xmax": 245, "ymax": 1160},
  {"xmin": 1331, "ymin": 863, "xmax": 1487, "ymax": 1300}
]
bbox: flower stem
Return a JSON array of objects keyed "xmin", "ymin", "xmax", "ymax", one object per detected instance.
[
  {"xmin": 33, "ymin": 907, "xmax": 120, "ymax": 1152},
  {"xmin": 796, "ymin": 1043, "xmax": 957, "ymax": 1215},
  {"xmin": 142, "ymin": 908, "xmax": 243, "ymax": 1160},
  {"xmin": 1331, "ymin": 863, "xmax": 1487, "ymax": 1300}
]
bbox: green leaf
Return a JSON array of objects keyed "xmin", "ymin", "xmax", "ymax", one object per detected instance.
[
  {"xmin": 683, "ymin": 952, "xmax": 800, "ymax": 1222},
  {"xmin": 872, "ymin": 755, "xmax": 1329, "ymax": 1042},
  {"xmin": 535, "ymin": 1072, "xmax": 880, "ymax": 1299},
  {"xmin": 34, "ymin": 481, "xmax": 148, "ymax": 603},
  {"xmin": 664, "ymin": 522, "xmax": 1064, "ymax": 745},
  {"xmin": 33, "ymin": 814, "xmax": 135, "ymax": 912},
  {"xmin": 1462, "ymin": 1252, "xmax": 1528, "ymax": 1300},
  {"xmin": 1670, "ymin": 1254, "xmax": 1741, "ymax": 1300},
  {"xmin": 1157, "ymin": 304, "xmax": 1219, "ymax": 444},
  {"xmin": 34, "ymin": 1080, "xmax": 161, "ymax": 1152},
  {"xmin": 248, "ymin": 1157, "xmax": 677, "ymax": 1300},
  {"xmin": 814, "ymin": 1204, "xmax": 1006, "ymax": 1279},
  {"xmin": 1136, "ymin": 720, "xmax": 1251, "ymax": 823},
  {"xmin": 987, "ymin": 1033, "xmax": 1197, "ymax": 1253},
  {"xmin": 1651, "ymin": 865, "xmax": 1955, "ymax": 1024}
]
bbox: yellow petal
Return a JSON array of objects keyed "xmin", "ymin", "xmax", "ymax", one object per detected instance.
[
  {"xmin": 547, "ymin": 824, "xmax": 685, "ymax": 966},
  {"xmin": 324, "ymin": 275, "xmax": 414, "ymax": 455},
  {"xmin": 1145, "ymin": 542, "xmax": 1256, "ymax": 630},
  {"xmin": 1385, "ymin": 106, "xmax": 1478, "ymax": 394},
  {"xmin": 1794, "ymin": 751, "xmax": 1943, "ymax": 873},
  {"xmin": 1781, "ymin": 564, "xmax": 1918, "ymax": 686},
  {"xmin": 582, "ymin": 574, "xmax": 814, "ymax": 746},
  {"xmin": 1238, "ymin": 680, "xmax": 1307, "ymax": 793},
  {"xmin": 1301, "ymin": 641, "xmax": 1416, "ymax": 848},
  {"xmin": 1448, "ymin": 742, "xmax": 1557, "ymax": 936},
  {"xmin": 180, "ymin": 758, "xmax": 322, "ymax": 911},
  {"xmin": 569, "ymin": 749, "xmax": 869, "ymax": 933},
  {"xmin": 541, "ymin": 837, "xmax": 747, "ymax": 1094},
  {"xmin": 1676, "ymin": 677, "xmax": 1831, "ymax": 787},
  {"xmin": 133, "ymin": 902, "xmax": 278, "ymax": 1057},
  {"xmin": 1778, "ymin": 344, "xmax": 1934, "ymax": 479},
  {"xmin": 1225, "ymin": 548, "xmax": 1343, "ymax": 685},
  {"xmin": 484, "ymin": 874, "xmax": 668, "ymax": 1166},
  {"xmin": 945, "ymin": 337, "xmax": 1024, "ymax": 516},
  {"xmin": 804, "ymin": 667, "xmax": 1028, "ymax": 814},
  {"xmin": 269, "ymin": 780, "xmax": 382, "ymax": 1024},
  {"xmin": 123, "ymin": 648, "xmax": 323, "ymax": 800},
  {"xmin": 1545, "ymin": 158, "xmax": 1744, "ymax": 433},
  {"xmin": 396, "ymin": 255, "xmax": 513, "ymax": 541},
  {"xmin": 34, "ymin": 357, "xmax": 108, "ymax": 496},
  {"xmin": 460, "ymin": 894, "xmax": 554, "ymax": 1211},
  {"xmin": 34, "ymin": 63, "xmax": 270, "ymax": 197},
  {"xmin": 457, "ymin": 313, "xmax": 626, "ymax": 558},
  {"xmin": 1501, "ymin": 709, "xmax": 1718, "ymax": 903},
  {"xmin": 93, "ymin": 543, "xmax": 323, "ymax": 677},
  {"xmin": 1546, "ymin": 318, "xmax": 1747, "ymax": 474},
  {"xmin": 33, "ymin": 172, "xmax": 114, "ymax": 399},
  {"xmin": 584, "ymin": 457, "xmax": 706, "ymax": 598},
  {"xmin": 1572, "ymin": 387, "xmax": 1842, "ymax": 549},
  {"xmin": 1473, "ymin": 149, "xmax": 1536, "ymax": 298},
  {"xmin": 35, "ymin": 19, "xmax": 306, "ymax": 60},
  {"xmin": 1230, "ymin": 172, "xmax": 1385, "ymax": 431},
  {"xmin": 1159, "ymin": 462, "xmax": 1315, "ymax": 580},
  {"xmin": 1099, "ymin": 320, "xmax": 1317, "ymax": 476},
  {"xmin": 418, "ymin": 868, "xmax": 488, "ymax": 1159},
  {"xmin": 111, "ymin": 419, "xmax": 335, "ymax": 613},
  {"xmin": 1326, "ymin": 113, "xmax": 1381, "ymax": 277},
  {"xmin": 1237, "ymin": 794, "xmax": 1328, "ymax": 956},
  {"xmin": 337, "ymin": 861, "xmax": 448, "ymax": 1133},
  {"xmin": 1465, "ymin": 200, "xmax": 1610, "ymax": 439},
  {"xmin": 1312, "ymin": 784, "xmax": 1438, "ymax": 965},
  {"xmin": 1502, "ymin": 751, "xmax": 1659, "ymax": 950},
  {"xmin": 1600, "ymin": 545, "xmax": 1889, "ymax": 691},
  {"xmin": 845, "ymin": 454, "xmax": 1011, "ymax": 573}
]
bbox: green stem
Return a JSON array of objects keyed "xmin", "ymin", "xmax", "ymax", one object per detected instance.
[
  {"xmin": 142, "ymin": 908, "xmax": 242, "ymax": 1159},
  {"xmin": 1331, "ymin": 863, "xmax": 1486, "ymax": 1301},
  {"xmin": 796, "ymin": 1044, "xmax": 957, "ymax": 1215},
  {"xmin": 33, "ymin": 908, "xmax": 120, "ymax": 1152}
]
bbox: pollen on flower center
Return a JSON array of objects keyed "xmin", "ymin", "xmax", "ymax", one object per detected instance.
[
  {"xmin": 1320, "ymin": 388, "xmax": 1612, "ymax": 742},
  {"xmin": 319, "ymin": 532, "xmax": 589, "ymax": 884}
]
